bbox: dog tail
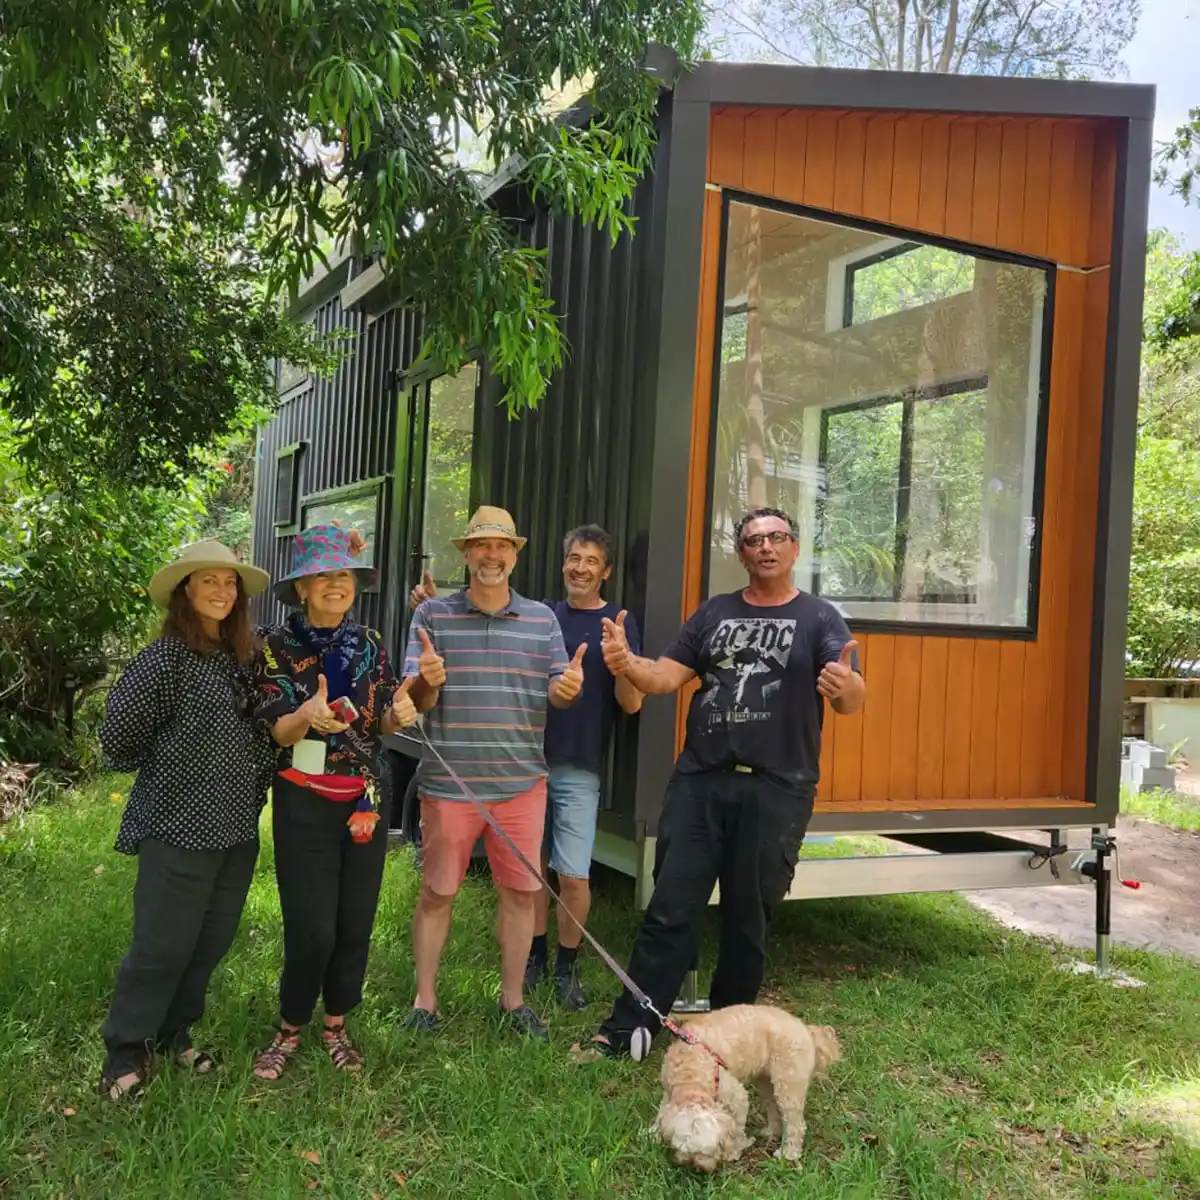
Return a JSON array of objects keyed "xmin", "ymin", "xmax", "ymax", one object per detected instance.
[{"xmin": 811, "ymin": 1025, "xmax": 841, "ymax": 1071}]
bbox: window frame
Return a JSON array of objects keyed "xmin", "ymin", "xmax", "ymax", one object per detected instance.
[
  {"xmin": 273, "ymin": 441, "xmax": 306, "ymax": 534},
  {"xmin": 300, "ymin": 476, "xmax": 389, "ymax": 594},
  {"xmin": 702, "ymin": 189, "xmax": 1056, "ymax": 641}
]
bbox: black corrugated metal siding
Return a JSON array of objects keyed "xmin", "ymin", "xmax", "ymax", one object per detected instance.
[
  {"xmin": 473, "ymin": 121, "xmax": 670, "ymax": 832},
  {"xmin": 250, "ymin": 291, "xmax": 424, "ymax": 647}
]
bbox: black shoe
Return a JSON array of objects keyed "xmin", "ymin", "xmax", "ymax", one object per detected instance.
[
  {"xmin": 523, "ymin": 953, "xmax": 548, "ymax": 991},
  {"xmin": 500, "ymin": 1003, "xmax": 549, "ymax": 1041},
  {"xmin": 554, "ymin": 966, "xmax": 588, "ymax": 1011},
  {"xmin": 401, "ymin": 1007, "xmax": 439, "ymax": 1033}
]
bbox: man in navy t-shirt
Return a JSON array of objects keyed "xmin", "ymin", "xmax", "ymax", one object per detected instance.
[
  {"xmin": 408, "ymin": 523, "xmax": 643, "ymax": 1009},
  {"xmin": 526, "ymin": 524, "xmax": 643, "ymax": 1008}
]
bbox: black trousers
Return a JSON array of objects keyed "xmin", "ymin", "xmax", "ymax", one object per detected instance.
[
  {"xmin": 102, "ymin": 836, "xmax": 258, "ymax": 1077},
  {"xmin": 273, "ymin": 776, "xmax": 392, "ymax": 1025},
  {"xmin": 598, "ymin": 769, "xmax": 813, "ymax": 1052}
]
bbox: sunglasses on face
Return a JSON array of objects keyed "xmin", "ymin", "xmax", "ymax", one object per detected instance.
[{"xmin": 741, "ymin": 531, "xmax": 794, "ymax": 549}]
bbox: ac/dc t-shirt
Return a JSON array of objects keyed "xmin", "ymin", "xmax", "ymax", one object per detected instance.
[{"xmin": 664, "ymin": 590, "xmax": 859, "ymax": 788}]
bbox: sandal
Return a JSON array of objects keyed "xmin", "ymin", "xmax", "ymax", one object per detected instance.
[
  {"xmin": 253, "ymin": 1027, "xmax": 300, "ymax": 1081},
  {"xmin": 176, "ymin": 1048, "xmax": 217, "ymax": 1075},
  {"xmin": 322, "ymin": 1024, "xmax": 363, "ymax": 1073},
  {"xmin": 99, "ymin": 1067, "xmax": 147, "ymax": 1102}
]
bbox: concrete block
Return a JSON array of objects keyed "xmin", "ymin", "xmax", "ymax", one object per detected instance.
[
  {"xmin": 1131, "ymin": 765, "xmax": 1176, "ymax": 792},
  {"xmin": 1120, "ymin": 758, "xmax": 1137, "ymax": 785},
  {"xmin": 1130, "ymin": 741, "xmax": 1168, "ymax": 769}
]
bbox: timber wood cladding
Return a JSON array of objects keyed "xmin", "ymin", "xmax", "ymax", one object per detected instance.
[{"xmin": 679, "ymin": 106, "xmax": 1120, "ymax": 811}]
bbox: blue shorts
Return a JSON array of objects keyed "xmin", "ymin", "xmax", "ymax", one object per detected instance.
[{"xmin": 543, "ymin": 764, "xmax": 601, "ymax": 879}]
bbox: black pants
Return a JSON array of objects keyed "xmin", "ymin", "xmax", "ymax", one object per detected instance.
[
  {"xmin": 273, "ymin": 776, "xmax": 391, "ymax": 1025},
  {"xmin": 598, "ymin": 769, "xmax": 813, "ymax": 1052},
  {"xmin": 102, "ymin": 837, "xmax": 258, "ymax": 1077}
]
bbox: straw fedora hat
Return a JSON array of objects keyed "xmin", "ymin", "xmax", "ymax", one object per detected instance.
[
  {"xmin": 451, "ymin": 505, "xmax": 527, "ymax": 551},
  {"xmin": 149, "ymin": 540, "xmax": 270, "ymax": 608}
]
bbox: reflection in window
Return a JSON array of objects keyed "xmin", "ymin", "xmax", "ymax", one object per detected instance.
[
  {"xmin": 708, "ymin": 198, "xmax": 1049, "ymax": 630},
  {"xmin": 304, "ymin": 489, "xmax": 380, "ymax": 570},
  {"xmin": 422, "ymin": 369, "xmax": 476, "ymax": 590},
  {"xmin": 846, "ymin": 243, "xmax": 976, "ymax": 327}
]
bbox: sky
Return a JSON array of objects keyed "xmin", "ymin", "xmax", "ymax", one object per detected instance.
[{"xmin": 1126, "ymin": 0, "xmax": 1200, "ymax": 245}]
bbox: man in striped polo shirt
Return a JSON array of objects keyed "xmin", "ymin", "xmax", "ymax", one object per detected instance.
[{"xmin": 401, "ymin": 506, "xmax": 584, "ymax": 1041}]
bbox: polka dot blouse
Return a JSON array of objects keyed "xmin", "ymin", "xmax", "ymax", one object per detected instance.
[{"xmin": 100, "ymin": 636, "xmax": 275, "ymax": 855}]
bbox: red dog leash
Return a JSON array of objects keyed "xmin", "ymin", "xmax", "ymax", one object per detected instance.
[{"xmin": 413, "ymin": 726, "xmax": 728, "ymax": 1075}]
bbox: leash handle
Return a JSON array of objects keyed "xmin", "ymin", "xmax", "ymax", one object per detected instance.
[{"xmin": 413, "ymin": 727, "xmax": 670, "ymax": 1028}]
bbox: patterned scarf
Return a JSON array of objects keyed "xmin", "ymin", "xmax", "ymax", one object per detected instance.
[{"xmin": 287, "ymin": 611, "xmax": 359, "ymax": 701}]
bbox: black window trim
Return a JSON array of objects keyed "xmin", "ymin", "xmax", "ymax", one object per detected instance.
[
  {"xmin": 300, "ymin": 475, "xmax": 391, "ymax": 595},
  {"xmin": 273, "ymin": 440, "xmax": 306, "ymax": 534},
  {"xmin": 702, "ymin": 188, "xmax": 1056, "ymax": 642}
]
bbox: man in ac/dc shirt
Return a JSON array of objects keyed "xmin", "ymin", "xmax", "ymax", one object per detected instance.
[{"xmin": 576, "ymin": 506, "xmax": 865, "ymax": 1060}]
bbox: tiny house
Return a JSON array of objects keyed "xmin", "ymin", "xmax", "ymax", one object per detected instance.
[{"xmin": 252, "ymin": 55, "xmax": 1154, "ymax": 957}]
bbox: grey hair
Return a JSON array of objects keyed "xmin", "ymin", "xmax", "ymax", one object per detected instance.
[
  {"xmin": 734, "ymin": 507, "xmax": 799, "ymax": 549},
  {"xmin": 562, "ymin": 524, "xmax": 614, "ymax": 566}
]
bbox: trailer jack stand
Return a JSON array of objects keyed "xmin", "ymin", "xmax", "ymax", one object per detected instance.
[
  {"xmin": 672, "ymin": 961, "xmax": 711, "ymax": 1014},
  {"xmin": 1079, "ymin": 834, "xmax": 1141, "ymax": 978}
]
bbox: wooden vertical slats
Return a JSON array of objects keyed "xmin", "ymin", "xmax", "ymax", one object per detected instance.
[{"xmin": 679, "ymin": 105, "xmax": 1117, "ymax": 807}]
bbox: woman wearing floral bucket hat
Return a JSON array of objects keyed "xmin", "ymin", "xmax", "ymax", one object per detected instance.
[
  {"xmin": 251, "ymin": 523, "xmax": 419, "ymax": 1080},
  {"xmin": 97, "ymin": 540, "xmax": 273, "ymax": 1102}
]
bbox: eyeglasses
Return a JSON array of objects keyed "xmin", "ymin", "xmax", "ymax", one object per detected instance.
[{"xmin": 741, "ymin": 531, "xmax": 794, "ymax": 549}]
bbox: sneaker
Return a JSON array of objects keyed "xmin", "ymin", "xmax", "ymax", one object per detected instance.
[
  {"xmin": 554, "ymin": 966, "xmax": 588, "ymax": 1011},
  {"xmin": 401, "ymin": 1007, "xmax": 439, "ymax": 1033},
  {"xmin": 499, "ymin": 1003, "xmax": 549, "ymax": 1041},
  {"xmin": 523, "ymin": 953, "xmax": 548, "ymax": 991}
]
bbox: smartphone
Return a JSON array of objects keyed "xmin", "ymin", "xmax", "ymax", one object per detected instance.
[{"xmin": 328, "ymin": 696, "xmax": 359, "ymax": 724}]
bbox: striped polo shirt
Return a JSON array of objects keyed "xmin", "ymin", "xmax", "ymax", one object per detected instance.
[{"xmin": 403, "ymin": 588, "xmax": 568, "ymax": 802}]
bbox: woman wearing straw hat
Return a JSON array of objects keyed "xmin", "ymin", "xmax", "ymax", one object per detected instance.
[
  {"xmin": 251, "ymin": 523, "xmax": 418, "ymax": 1080},
  {"xmin": 97, "ymin": 539, "xmax": 274, "ymax": 1102}
]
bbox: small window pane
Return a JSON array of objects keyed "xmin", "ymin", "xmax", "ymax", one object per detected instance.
[
  {"xmin": 848, "ymin": 243, "xmax": 976, "ymax": 326},
  {"xmin": 274, "ymin": 451, "xmax": 299, "ymax": 527},
  {"xmin": 709, "ymin": 199, "xmax": 1049, "ymax": 630},
  {"xmin": 304, "ymin": 491, "xmax": 380, "ymax": 568}
]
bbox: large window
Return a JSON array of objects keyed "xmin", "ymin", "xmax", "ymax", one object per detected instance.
[
  {"xmin": 421, "ymin": 369, "xmax": 477, "ymax": 589},
  {"xmin": 303, "ymin": 482, "xmax": 383, "ymax": 577},
  {"xmin": 708, "ymin": 196, "xmax": 1051, "ymax": 632}
]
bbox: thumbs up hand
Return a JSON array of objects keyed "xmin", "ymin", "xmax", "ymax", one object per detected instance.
[
  {"xmin": 817, "ymin": 640, "xmax": 859, "ymax": 702},
  {"xmin": 409, "ymin": 570, "xmax": 437, "ymax": 612},
  {"xmin": 417, "ymin": 628, "xmax": 446, "ymax": 689},
  {"xmin": 555, "ymin": 642, "xmax": 587, "ymax": 704},
  {"xmin": 386, "ymin": 676, "xmax": 419, "ymax": 731},
  {"xmin": 300, "ymin": 673, "xmax": 349, "ymax": 734},
  {"xmin": 600, "ymin": 609, "xmax": 631, "ymax": 676}
]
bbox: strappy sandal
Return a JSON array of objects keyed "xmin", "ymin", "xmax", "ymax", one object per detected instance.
[
  {"xmin": 253, "ymin": 1027, "xmax": 300, "ymax": 1081},
  {"xmin": 322, "ymin": 1024, "xmax": 363, "ymax": 1073},
  {"xmin": 99, "ymin": 1066, "xmax": 148, "ymax": 1102}
]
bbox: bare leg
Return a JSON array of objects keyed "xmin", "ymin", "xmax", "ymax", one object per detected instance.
[
  {"xmin": 533, "ymin": 854, "xmax": 552, "ymax": 938},
  {"xmin": 496, "ymin": 886, "xmax": 536, "ymax": 1011},
  {"xmin": 411, "ymin": 884, "xmax": 455, "ymax": 1013},
  {"xmin": 556, "ymin": 875, "xmax": 591, "ymax": 949},
  {"xmin": 754, "ymin": 1077, "xmax": 783, "ymax": 1141}
]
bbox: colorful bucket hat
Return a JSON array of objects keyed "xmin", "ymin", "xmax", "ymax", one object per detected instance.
[{"xmin": 274, "ymin": 523, "xmax": 378, "ymax": 607}]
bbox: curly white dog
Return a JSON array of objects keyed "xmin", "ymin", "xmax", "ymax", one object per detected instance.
[{"xmin": 650, "ymin": 1004, "xmax": 841, "ymax": 1173}]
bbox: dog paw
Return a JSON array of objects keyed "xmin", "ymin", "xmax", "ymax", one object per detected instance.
[{"xmin": 773, "ymin": 1145, "xmax": 804, "ymax": 1167}]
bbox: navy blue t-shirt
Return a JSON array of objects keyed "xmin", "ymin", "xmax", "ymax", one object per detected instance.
[{"xmin": 543, "ymin": 600, "xmax": 642, "ymax": 773}]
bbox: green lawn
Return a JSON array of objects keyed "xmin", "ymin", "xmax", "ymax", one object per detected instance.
[{"xmin": 1, "ymin": 780, "xmax": 1199, "ymax": 1199}]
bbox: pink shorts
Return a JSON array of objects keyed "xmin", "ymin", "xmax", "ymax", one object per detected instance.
[{"xmin": 420, "ymin": 779, "xmax": 547, "ymax": 896}]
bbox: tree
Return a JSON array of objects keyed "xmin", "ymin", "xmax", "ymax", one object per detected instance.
[
  {"xmin": 705, "ymin": 0, "xmax": 1139, "ymax": 79},
  {"xmin": 2, "ymin": 2, "xmax": 703, "ymax": 490}
]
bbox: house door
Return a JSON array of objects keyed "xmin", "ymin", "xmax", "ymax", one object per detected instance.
[{"xmin": 399, "ymin": 363, "xmax": 480, "ymax": 622}]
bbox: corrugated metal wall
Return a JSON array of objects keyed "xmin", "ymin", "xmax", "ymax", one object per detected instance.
[
  {"xmin": 473, "ymin": 134, "xmax": 670, "ymax": 831},
  {"xmin": 251, "ymin": 292, "xmax": 424, "ymax": 642}
]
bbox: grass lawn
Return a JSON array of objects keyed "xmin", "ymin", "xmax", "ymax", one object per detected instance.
[{"xmin": 1, "ymin": 780, "xmax": 1199, "ymax": 1199}]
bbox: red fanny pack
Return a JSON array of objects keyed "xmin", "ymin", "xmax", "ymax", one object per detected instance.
[{"xmin": 278, "ymin": 768, "xmax": 366, "ymax": 802}]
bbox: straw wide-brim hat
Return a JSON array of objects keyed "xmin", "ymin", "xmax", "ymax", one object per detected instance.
[
  {"xmin": 273, "ymin": 522, "xmax": 379, "ymax": 607},
  {"xmin": 451, "ymin": 505, "xmax": 527, "ymax": 551},
  {"xmin": 148, "ymin": 540, "xmax": 270, "ymax": 608}
]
